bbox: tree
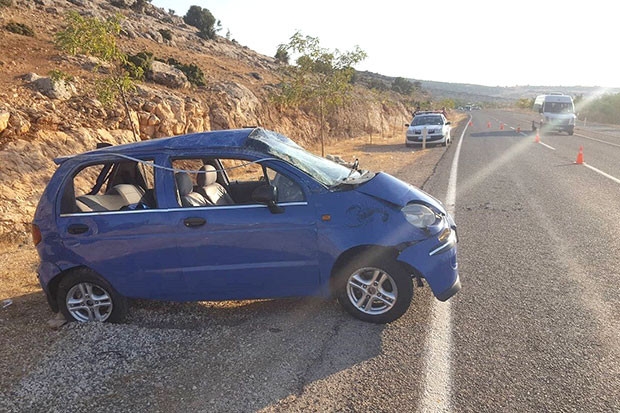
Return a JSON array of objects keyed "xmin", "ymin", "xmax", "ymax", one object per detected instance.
[
  {"xmin": 274, "ymin": 31, "xmax": 367, "ymax": 156},
  {"xmin": 274, "ymin": 45, "xmax": 289, "ymax": 64},
  {"xmin": 438, "ymin": 98, "xmax": 455, "ymax": 110},
  {"xmin": 55, "ymin": 11, "xmax": 141, "ymax": 141},
  {"xmin": 368, "ymin": 79, "xmax": 388, "ymax": 91},
  {"xmin": 131, "ymin": 0, "xmax": 152, "ymax": 13},
  {"xmin": 183, "ymin": 5, "xmax": 221, "ymax": 40},
  {"xmin": 391, "ymin": 77, "xmax": 414, "ymax": 95},
  {"xmin": 515, "ymin": 97, "xmax": 534, "ymax": 110}
]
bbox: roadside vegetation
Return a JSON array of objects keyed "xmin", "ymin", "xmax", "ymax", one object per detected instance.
[
  {"xmin": 577, "ymin": 93, "xmax": 620, "ymax": 124},
  {"xmin": 54, "ymin": 11, "xmax": 141, "ymax": 140},
  {"xmin": 4, "ymin": 21, "xmax": 34, "ymax": 36},
  {"xmin": 183, "ymin": 5, "xmax": 221, "ymax": 40},
  {"xmin": 272, "ymin": 31, "xmax": 367, "ymax": 156}
]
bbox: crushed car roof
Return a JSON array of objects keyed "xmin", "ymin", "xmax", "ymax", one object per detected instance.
[{"xmin": 54, "ymin": 127, "xmax": 261, "ymax": 165}]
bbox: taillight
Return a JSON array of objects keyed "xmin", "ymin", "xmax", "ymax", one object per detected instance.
[{"xmin": 32, "ymin": 224, "xmax": 42, "ymax": 246}]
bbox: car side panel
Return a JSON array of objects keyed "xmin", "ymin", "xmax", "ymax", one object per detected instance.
[
  {"xmin": 55, "ymin": 210, "xmax": 185, "ymax": 299},
  {"xmin": 171, "ymin": 202, "xmax": 320, "ymax": 300}
]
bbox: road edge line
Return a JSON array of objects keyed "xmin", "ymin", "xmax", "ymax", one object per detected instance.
[
  {"xmin": 418, "ymin": 115, "xmax": 467, "ymax": 413},
  {"xmin": 583, "ymin": 162, "xmax": 620, "ymax": 184}
]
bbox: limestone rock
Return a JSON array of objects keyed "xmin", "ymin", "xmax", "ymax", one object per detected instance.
[
  {"xmin": 148, "ymin": 61, "xmax": 189, "ymax": 89},
  {"xmin": 31, "ymin": 77, "xmax": 76, "ymax": 100},
  {"xmin": 0, "ymin": 111, "xmax": 10, "ymax": 133},
  {"xmin": 7, "ymin": 111, "xmax": 30, "ymax": 135}
]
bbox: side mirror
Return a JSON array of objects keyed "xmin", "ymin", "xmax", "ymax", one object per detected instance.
[
  {"xmin": 252, "ymin": 184, "xmax": 284, "ymax": 214},
  {"xmin": 404, "ymin": 123, "xmax": 410, "ymax": 127},
  {"xmin": 445, "ymin": 121, "xmax": 451, "ymax": 125}
]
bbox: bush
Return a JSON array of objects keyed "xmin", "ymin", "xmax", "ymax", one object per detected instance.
[
  {"xmin": 133, "ymin": 53, "xmax": 206, "ymax": 87},
  {"xmin": 166, "ymin": 57, "xmax": 206, "ymax": 86},
  {"xmin": 0, "ymin": 0, "xmax": 13, "ymax": 8},
  {"xmin": 159, "ymin": 28, "xmax": 172, "ymax": 41},
  {"xmin": 368, "ymin": 79, "xmax": 388, "ymax": 91},
  {"xmin": 109, "ymin": 0, "xmax": 127, "ymax": 8},
  {"xmin": 126, "ymin": 51, "xmax": 153, "ymax": 80},
  {"xmin": 5, "ymin": 22, "xmax": 34, "ymax": 37},
  {"xmin": 131, "ymin": 0, "xmax": 151, "ymax": 12},
  {"xmin": 391, "ymin": 77, "xmax": 414, "ymax": 95},
  {"xmin": 274, "ymin": 46, "xmax": 289, "ymax": 64},
  {"xmin": 183, "ymin": 5, "xmax": 220, "ymax": 40},
  {"xmin": 579, "ymin": 93, "xmax": 620, "ymax": 124}
]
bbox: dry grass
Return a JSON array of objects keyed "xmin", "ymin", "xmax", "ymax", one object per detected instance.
[{"xmin": 0, "ymin": 243, "xmax": 40, "ymax": 301}]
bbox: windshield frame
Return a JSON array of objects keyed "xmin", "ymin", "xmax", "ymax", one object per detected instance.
[
  {"xmin": 244, "ymin": 129, "xmax": 364, "ymax": 187},
  {"xmin": 411, "ymin": 115, "xmax": 444, "ymax": 126}
]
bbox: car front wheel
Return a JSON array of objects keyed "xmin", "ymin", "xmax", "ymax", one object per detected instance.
[
  {"xmin": 57, "ymin": 269, "xmax": 128, "ymax": 323},
  {"xmin": 336, "ymin": 258, "xmax": 413, "ymax": 323}
]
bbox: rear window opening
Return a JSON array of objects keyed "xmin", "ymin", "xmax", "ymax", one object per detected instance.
[{"xmin": 60, "ymin": 160, "xmax": 156, "ymax": 214}]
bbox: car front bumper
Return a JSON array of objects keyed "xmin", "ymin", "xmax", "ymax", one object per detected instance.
[
  {"xmin": 397, "ymin": 221, "xmax": 460, "ymax": 301},
  {"xmin": 406, "ymin": 134, "xmax": 446, "ymax": 144}
]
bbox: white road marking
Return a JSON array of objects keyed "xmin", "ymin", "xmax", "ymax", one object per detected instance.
[
  {"xmin": 536, "ymin": 135, "xmax": 620, "ymax": 184},
  {"xmin": 539, "ymin": 142, "xmax": 556, "ymax": 150},
  {"xmin": 575, "ymin": 133, "xmax": 620, "ymax": 148},
  {"xmin": 583, "ymin": 162, "xmax": 620, "ymax": 185},
  {"xmin": 418, "ymin": 116, "xmax": 467, "ymax": 413}
]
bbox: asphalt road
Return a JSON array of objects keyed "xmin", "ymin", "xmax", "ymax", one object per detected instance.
[
  {"xmin": 434, "ymin": 109, "xmax": 620, "ymax": 412},
  {"xmin": 2, "ymin": 110, "xmax": 619, "ymax": 412}
]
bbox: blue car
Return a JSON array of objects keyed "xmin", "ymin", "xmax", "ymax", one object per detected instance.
[{"xmin": 32, "ymin": 128, "xmax": 460, "ymax": 324}]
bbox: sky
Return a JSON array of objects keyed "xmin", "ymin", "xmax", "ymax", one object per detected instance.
[{"xmin": 150, "ymin": 0, "xmax": 619, "ymax": 88}]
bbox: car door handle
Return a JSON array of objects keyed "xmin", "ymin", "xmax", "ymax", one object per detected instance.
[
  {"xmin": 184, "ymin": 217, "xmax": 206, "ymax": 228},
  {"xmin": 67, "ymin": 223, "xmax": 89, "ymax": 234}
]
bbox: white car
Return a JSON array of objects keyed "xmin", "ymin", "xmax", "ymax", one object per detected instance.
[{"xmin": 405, "ymin": 112, "xmax": 451, "ymax": 147}]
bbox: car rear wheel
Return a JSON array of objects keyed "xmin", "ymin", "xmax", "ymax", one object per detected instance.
[
  {"xmin": 335, "ymin": 258, "xmax": 413, "ymax": 323},
  {"xmin": 57, "ymin": 269, "xmax": 128, "ymax": 323}
]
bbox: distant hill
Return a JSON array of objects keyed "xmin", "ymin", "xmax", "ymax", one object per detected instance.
[
  {"xmin": 355, "ymin": 70, "xmax": 620, "ymax": 107},
  {"xmin": 415, "ymin": 80, "xmax": 620, "ymax": 106}
]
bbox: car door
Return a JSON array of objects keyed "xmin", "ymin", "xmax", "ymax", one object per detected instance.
[
  {"xmin": 168, "ymin": 157, "xmax": 320, "ymax": 300},
  {"xmin": 56, "ymin": 155, "xmax": 185, "ymax": 300}
]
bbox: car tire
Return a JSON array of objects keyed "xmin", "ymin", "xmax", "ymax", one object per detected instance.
[
  {"xmin": 57, "ymin": 269, "xmax": 128, "ymax": 323},
  {"xmin": 335, "ymin": 258, "xmax": 413, "ymax": 324}
]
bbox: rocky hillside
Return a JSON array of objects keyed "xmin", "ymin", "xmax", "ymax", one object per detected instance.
[{"xmin": 0, "ymin": 0, "xmax": 424, "ymax": 243}]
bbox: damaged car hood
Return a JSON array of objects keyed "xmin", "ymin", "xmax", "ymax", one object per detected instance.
[{"xmin": 354, "ymin": 172, "xmax": 446, "ymax": 212}]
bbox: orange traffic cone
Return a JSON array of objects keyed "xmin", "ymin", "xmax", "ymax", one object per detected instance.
[
  {"xmin": 535, "ymin": 132, "xmax": 540, "ymax": 143},
  {"xmin": 469, "ymin": 120, "xmax": 473, "ymax": 127},
  {"xmin": 500, "ymin": 122, "xmax": 504, "ymax": 130},
  {"xmin": 575, "ymin": 146, "xmax": 584, "ymax": 164},
  {"xmin": 487, "ymin": 121, "xmax": 491, "ymax": 128},
  {"xmin": 517, "ymin": 126, "xmax": 521, "ymax": 133}
]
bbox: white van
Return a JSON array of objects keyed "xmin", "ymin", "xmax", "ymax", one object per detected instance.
[{"xmin": 533, "ymin": 94, "xmax": 576, "ymax": 135}]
